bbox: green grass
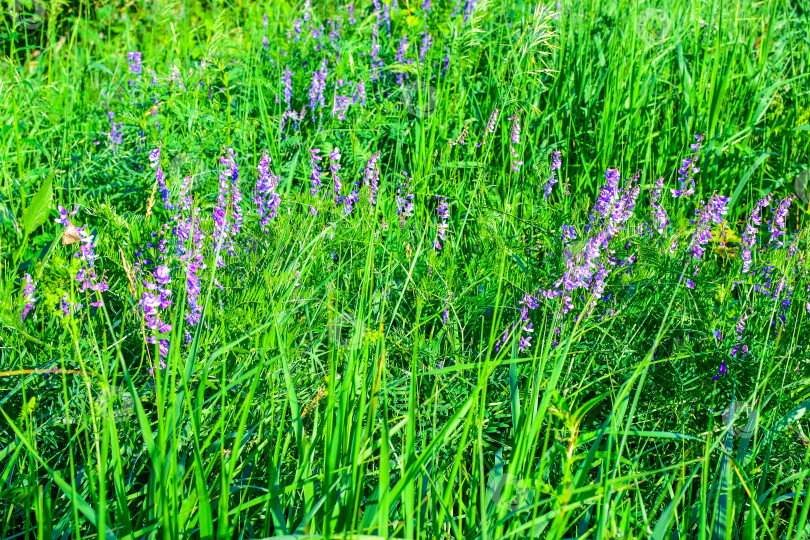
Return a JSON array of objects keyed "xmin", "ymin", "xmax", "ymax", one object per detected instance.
[{"xmin": 1, "ymin": 0, "xmax": 810, "ymax": 538}]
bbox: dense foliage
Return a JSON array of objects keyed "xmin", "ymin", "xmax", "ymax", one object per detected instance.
[{"xmin": 1, "ymin": 0, "xmax": 809, "ymax": 538}]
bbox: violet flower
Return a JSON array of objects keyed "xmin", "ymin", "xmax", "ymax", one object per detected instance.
[
  {"xmin": 542, "ymin": 151, "xmax": 562, "ymax": 201},
  {"xmin": 127, "ymin": 51, "xmax": 143, "ymax": 76},
  {"xmin": 769, "ymin": 194, "xmax": 794, "ymax": 247},
  {"xmin": 671, "ymin": 134, "xmax": 704, "ymax": 198},
  {"xmin": 255, "ymin": 152, "xmax": 281, "ymax": 232},
  {"xmin": 352, "ymin": 79, "xmax": 366, "ymax": 107},
  {"xmin": 433, "ymin": 195, "xmax": 449, "ymax": 249},
  {"xmin": 396, "ymin": 172, "xmax": 415, "ymax": 228},
  {"xmin": 740, "ymin": 193, "xmax": 771, "ymax": 273},
  {"xmin": 213, "ymin": 149, "xmax": 235, "ymax": 267},
  {"xmin": 348, "ymin": 2, "xmax": 356, "ymax": 25},
  {"xmin": 687, "ymin": 192, "xmax": 729, "ymax": 263},
  {"xmin": 476, "ymin": 107, "xmax": 499, "ymax": 147},
  {"xmin": 149, "ymin": 145, "xmax": 173, "ymax": 210},
  {"xmin": 419, "ymin": 30, "xmax": 434, "ymax": 63},
  {"xmin": 308, "ymin": 59, "xmax": 328, "ymax": 120},
  {"xmin": 281, "ymin": 68, "xmax": 294, "ymax": 111},
  {"xmin": 364, "ymin": 151, "xmax": 381, "ymax": 206},
  {"xmin": 649, "ymin": 177, "xmax": 669, "ymax": 234},
  {"xmin": 395, "ymin": 34, "xmax": 410, "ymax": 86},
  {"xmin": 21, "ymin": 273, "xmax": 36, "ymax": 321},
  {"xmin": 310, "ymin": 148, "xmax": 324, "ymax": 199},
  {"xmin": 330, "ymin": 147, "xmax": 343, "ymax": 205},
  {"xmin": 140, "ymin": 263, "xmax": 173, "ymax": 364}
]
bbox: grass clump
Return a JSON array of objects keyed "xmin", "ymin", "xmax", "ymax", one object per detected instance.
[{"xmin": 1, "ymin": 0, "xmax": 810, "ymax": 538}]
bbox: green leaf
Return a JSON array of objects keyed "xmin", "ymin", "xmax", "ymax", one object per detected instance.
[{"xmin": 22, "ymin": 176, "xmax": 53, "ymax": 236}]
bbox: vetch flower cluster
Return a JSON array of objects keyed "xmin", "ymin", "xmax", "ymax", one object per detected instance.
[
  {"xmin": 740, "ymin": 194, "xmax": 771, "ymax": 273},
  {"xmin": 649, "ymin": 177, "xmax": 669, "ymax": 234},
  {"xmin": 21, "ymin": 273, "xmax": 36, "ymax": 321},
  {"xmin": 140, "ymin": 264, "xmax": 173, "ymax": 366},
  {"xmin": 433, "ymin": 195, "xmax": 449, "ymax": 249},
  {"xmin": 149, "ymin": 145, "xmax": 173, "ymax": 210},
  {"xmin": 255, "ymin": 152, "xmax": 281, "ymax": 232},
  {"xmin": 364, "ymin": 151, "xmax": 381, "ymax": 206},
  {"xmin": 542, "ymin": 151, "xmax": 562, "ymax": 201},
  {"xmin": 671, "ymin": 134, "xmax": 704, "ymax": 198}
]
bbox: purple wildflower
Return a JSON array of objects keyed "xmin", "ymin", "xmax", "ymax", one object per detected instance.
[
  {"xmin": 308, "ymin": 59, "xmax": 328, "ymax": 119},
  {"xmin": 542, "ymin": 151, "xmax": 562, "ymax": 201},
  {"xmin": 348, "ymin": 2, "xmax": 356, "ymax": 25},
  {"xmin": 449, "ymin": 124, "xmax": 470, "ymax": 147},
  {"xmin": 140, "ymin": 264, "xmax": 173, "ymax": 364},
  {"xmin": 331, "ymin": 80, "xmax": 352, "ymax": 120},
  {"xmin": 671, "ymin": 134, "xmax": 704, "ymax": 198},
  {"xmin": 650, "ymin": 177, "xmax": 669, "ymax": 234},
  {"xmin": 310, "ymin": 148, "xmax": 324, "ymax": 199},
  {"xmin": 352, "ymin": 79, "xmax": 366, "ymax": 107},
  {"xmin": 255, "ymin": 152, "xmax": 281, "ymax": 232},
  {"xmin": 127, "ymin": 51, "xmax": 143, "ymax": 76},
  {"xmin": 281, "ymin": 68, "xmax": 293, "ymax": 110},
  {"xmin": 56, "ymin": 204, "xmax": 79, "ymax": 227},
  {"xmin": 395, "ymin": 34, "xmax": 410, "ymax": 86},
  {"xmin": 476, "ymin": 108, "xmax": 499, "ymax": 147},
  {"xmin": 364, "ymin": 151, "xmax": 381, "ymax": 206},
  {"xmin": 687, "ymin": 192, "xmax": 729, "ymax": 263},
  {"xmin": 330, "ymin": 147, "xmax": 343, "ymax": 205},
  {"xmin": 229, "ymin": 157, "xmax": 243, "ymax": 239},
  {"xmin": 21, "ymin": 273, "xmax": 36, "ymax": 321},
  {"xmin": 433, "ymin": 195, "xmax": 449, "ymax": 249},
  {"xmin": 419, "ymin": 30, "xmax": 434, "ymax": 63},
  {"xmin": 213, "ymin": 149, "xmax": 235, "ymax": 267},
  {"xmin": 149, "ymin": 146, "xmax": 173, "ymax": 210},
  {"xmin": 740, "ymin": 193, "xmax": 771, "ymax": 273},
  {"xmin": 106, "ymin": 111, "xmax": 124, "ymax": 156},
  {"xmin": 769, "ymin": 195, "xmax": 794, "ymax": 247},
  {"xmin": 396, "ymin": 172, "xmax": 415, "ymax": 228}
]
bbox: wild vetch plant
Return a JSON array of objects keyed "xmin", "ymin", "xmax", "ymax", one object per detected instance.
[{"xmin": 2, "ymin": 1, "xmax": 810, "ymax": 539}]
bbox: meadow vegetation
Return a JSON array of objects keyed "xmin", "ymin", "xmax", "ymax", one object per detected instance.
[{"xmin": 1, "ymin": 0, "xmax": 810, "ymax": 538}]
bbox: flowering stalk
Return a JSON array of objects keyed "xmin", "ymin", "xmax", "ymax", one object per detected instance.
[
  {"xmin": 649, "ymin": 177, "xmax": 669, "ymax": 234},
  {"xmin": 433, "ymin": 195, "xmax": 449, "ymax": 249},
  {"xmin": 687, "ymin": 192, "xmax": 729, "ymax": 264},
  {"xmin": 310, "ymin": 148, "xmax": 324, "ymax": 199},
  {"xmin": 364, "ymin": 151, "xmax": 381, "ymax": 206},
  {"xmin": 396, "ymin": 172, "xmax": 415, "ymax": 228},
  {"xmin": 449, "ymin": 124, "xmax": 469, "ymax": 147},
  {"xmin": 140, "ymin": 264, "xmax": 173, "ymax": 366},
  {"xmin": 769, "ymin": 194, "xmax": 794, "ymax": 247},
  {"xmin": 419, "ymin": 30, "xmax": 434, "ymax": 63},
  {"xmin": 281, "ymin": 68, "xmax": 294, "ymax": 111},
  {"xmin": 149, "ymin": 145, "xmax": 173, "ymax": 210},
  {"xmin": 352, "ymin": 79, "xmax": 366, "ymax": 107},
  {"xmin": 476, "ymin": 108, "xmax": 498, "ymax": 147},
  {"xmin": 107, "ymin": 112, "xmax": 124, "ymax": 156},
  {"xmin": 330, "ymin": 147, "xmax": 343, "ymax": 206},
  {"xmin": 174, "ymin": 175, "xmax": 206, "ymax": 342},
  {"xmin": 508, "ymin": 113, "xmax": 523, "ymax": 172},
  {"xmin": 671, "ymin": 134, "xmax": 704, "ymax": 198},
  {"xmin": 255, "ymin": 152, "xmax": 281, "ymax": 232},
  {"xmin": 542, "ymin": 151, "xmax": 562, "ymax": 201},
  {"xmin": 213, "ymin": 148, "xmax": 236, "ymax": 267},
  {"xmin": 308, "ymin": 59, "xmax": 328, "ymax": 120},
  {"xmin": 21, "ymin": 273, "xmax": 36, "ymax": 321},
  {"xmin": 740, "ymin": 193, "xmax": 771, "ymax": 273},
  {"xmin": 395, "ymin": 35, "xmax": 410, "ymax": 86}
]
